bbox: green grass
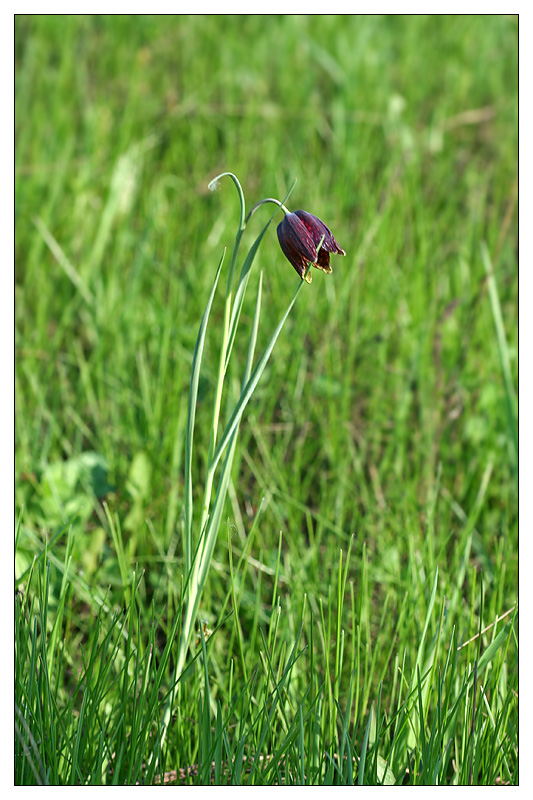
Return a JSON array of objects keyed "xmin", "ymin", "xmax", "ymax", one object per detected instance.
[{"xmin": 15, "ymin": 14, "xmax": 517, "ymax": 785}]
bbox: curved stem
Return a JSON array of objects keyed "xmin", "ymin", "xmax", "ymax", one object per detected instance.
[
  {"xmin": 245, "ymin": 197, "xmax": 290, "ymax": 225},
  {"xmin": 209, "ymin": 172, "xmax": 246, "ymax": 231}
]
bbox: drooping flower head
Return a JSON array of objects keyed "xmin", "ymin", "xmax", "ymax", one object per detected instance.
[{"xmin": 277, "ymin": 210, "xmax": 346, "ymax": 283}]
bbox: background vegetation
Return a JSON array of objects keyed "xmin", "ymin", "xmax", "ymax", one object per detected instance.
[{"xmin": 15, "ymin": 14, "xmax": 518, "ymax": 785}]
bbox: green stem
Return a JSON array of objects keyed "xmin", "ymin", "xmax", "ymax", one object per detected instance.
[
  {"xmin": 179, "ymin": 173, "xmax": 247, "ymax": 708},
  {"xmin": 196, "ymin": 174, "xmax": 246, "ymax": 560},
  {"xmin": 245, "ymin": 197, "xmax": 290, "ymax": 224},
  {"xmin": 196, "ymin": 192, "xmax": 290, "ymax": 550},
  {"xmin": 198, "ymin": 235, "xmax": 240, "ymax": 533}
]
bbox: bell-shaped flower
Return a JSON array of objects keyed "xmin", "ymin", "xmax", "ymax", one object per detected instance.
[{"xmin": 277, "ymin": 210, "xmax": 346, "ymax": 283}]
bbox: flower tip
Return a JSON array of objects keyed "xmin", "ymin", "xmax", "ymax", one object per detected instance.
[{"xmin": 208, "ymin": 178, "xmax": 221, "ymax": 192}]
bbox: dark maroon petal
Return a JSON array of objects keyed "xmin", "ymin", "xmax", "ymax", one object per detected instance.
[
  {"xmin": 294, "ymin": 210, "xmax": 346, "ymax": 256},
  {"xmin": 277, "ymin": 213, "xmax": 317, "ymax": 279},
  {"xmin": 277, "ymin": 232, "xmax": 308, "ymax": 279},
  {"xmin": 279, "ymin": 213, "xmax": 317, "ymax": 261},
  {"xmin": 315, "ymin": 248, "xmax": 332, "ymax": 273}
]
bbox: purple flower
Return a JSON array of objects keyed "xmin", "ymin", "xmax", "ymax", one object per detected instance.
[{"xmin": 277, "ymin": 210, "xmax": 346, "ymax": 283}]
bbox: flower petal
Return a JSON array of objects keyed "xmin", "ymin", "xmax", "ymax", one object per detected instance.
[
  {"xmin": 294, "ymin": 210, "xmax": 346, "ymax": 256},
  {"xmin": 277, "ymin": 213, "xmax": 317, "ymax": 279},
  {"xmin": 315, "ymin": 248, "xmax": 332, "ymax": 273}
]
